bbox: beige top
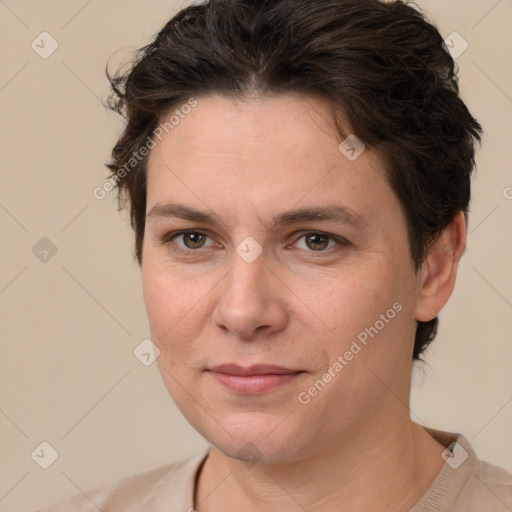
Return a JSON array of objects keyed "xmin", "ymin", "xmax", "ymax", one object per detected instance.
[{"xmin": 30, "ymin": 429, "xmax": 512, "ymax": 511}]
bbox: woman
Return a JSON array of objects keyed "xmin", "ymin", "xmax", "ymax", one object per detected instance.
[{"xmin": 31, "ymin": 0, "xmax": 512, "ymax": 510}]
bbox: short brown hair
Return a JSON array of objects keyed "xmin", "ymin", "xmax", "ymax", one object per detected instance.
[{"xmin": 106, "ymin": 0, "xmax": 482, "ymax": 360}]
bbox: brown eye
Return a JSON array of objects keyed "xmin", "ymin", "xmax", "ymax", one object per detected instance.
[
  {"xmin": 172, "ymin": 231, "xmax": 212, "ymax": 250},
  {"xmin": 305, "ymin": 233, "xmax": 329, "ymax": 251},
  {"xmin": 182, "ymin": 232, "xmax": 206, "ymax": 249},
  {"xmin": 292, "ymin": 232, "xmax": 347, "ymax": 253}
]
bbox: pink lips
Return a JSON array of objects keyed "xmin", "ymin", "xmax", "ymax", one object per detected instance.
[{"xmin": 207, "ymin": 364, "xmax": 304, "ymax": 394}]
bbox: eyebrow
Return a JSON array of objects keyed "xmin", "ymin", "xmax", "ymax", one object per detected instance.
[{"xmin": 147, "ymin": 203, "xmax": 368, "ymax": 230}]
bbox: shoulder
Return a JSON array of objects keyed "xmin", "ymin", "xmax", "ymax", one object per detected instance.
[
  {"xmin": 413, "ymin": 428, "xmax": 512, "ymax": 512},
  {"xmin": 27, "ymin": 450, "xmax": 208, "ymax": 512},
  {"xmin": 461, "ymin": 459, "xmax": 512, "ymax": 511}
]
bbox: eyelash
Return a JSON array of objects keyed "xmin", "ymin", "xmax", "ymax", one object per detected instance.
[{"xmin": 160, "ymin": 229, "xmax": 349, "ymax": 256}]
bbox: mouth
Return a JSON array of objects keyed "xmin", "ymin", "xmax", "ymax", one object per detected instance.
[{"xmin": 207, "ymin": 364, "xmax": 305, "ymax": 394}]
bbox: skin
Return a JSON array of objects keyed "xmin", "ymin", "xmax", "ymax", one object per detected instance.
[{"xmin": 141, "ymin": 93, "xmax": 467, "ymax": 511}]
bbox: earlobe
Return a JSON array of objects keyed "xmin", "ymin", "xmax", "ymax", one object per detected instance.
[{"xmin": 414, "ymin": 211, "xmax": 467, "ymax": 322}]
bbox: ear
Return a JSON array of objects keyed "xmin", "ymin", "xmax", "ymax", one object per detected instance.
[{"xmin": 414, "ymin": 211, "xmax": 467, "ymax": 322}]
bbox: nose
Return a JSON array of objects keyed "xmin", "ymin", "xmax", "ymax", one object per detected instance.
[{"xmin": 212, "ymin": 252, "xmax": 288, "ymax": 340}]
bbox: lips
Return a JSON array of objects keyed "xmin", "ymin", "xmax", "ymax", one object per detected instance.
[
  {"xmin": 207, "ymin": 364, "xmax": 304, "ymax": 394},
  {"xmin": 209, "ymin": 364, "xmax": 302, "ymax": 376}
]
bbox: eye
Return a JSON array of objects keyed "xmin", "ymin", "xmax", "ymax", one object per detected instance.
[
  {"xmin": 160, "ymin": 229, "xmax": 348, "ymax": 255},
  {"xmin": 166, "ymin": 230, "xmax": 216, "ymax": 251},
  {"xmin": 292, "ymin": 232, "xmax": 347, "ymax": 252}
]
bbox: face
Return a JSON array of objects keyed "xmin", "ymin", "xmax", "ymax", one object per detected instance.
[{"xmin": 142, "ymin": 93, "xmax": 423, "ymax": 463}]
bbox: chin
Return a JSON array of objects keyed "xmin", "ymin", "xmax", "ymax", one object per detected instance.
[{"xmin": 189, "ymin": 409, "xmax": 309, "ymax": 464}]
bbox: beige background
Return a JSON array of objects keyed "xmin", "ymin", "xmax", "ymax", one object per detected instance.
[{"xmin": 0, "ymin": 0, "xmax": 511, "ymax": 510}]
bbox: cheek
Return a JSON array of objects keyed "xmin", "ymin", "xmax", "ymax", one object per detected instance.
[
  {"xmin": 142, "ymin": 265, "xmax": 207, "ymax": 405},
  {"xmin": 317, "ymin": 270, "xmax": 388, "ymax": 331},
  {"xmin": 142, "ymin": 261, "xmax": 205, "ymax": 352},
  {"xmin": 314, "ymin": 262, "xmax": 410, "ymax": 364},
  {"xmin": 142, "ymin": 268, "xmax": 173, "ymax": 339}
]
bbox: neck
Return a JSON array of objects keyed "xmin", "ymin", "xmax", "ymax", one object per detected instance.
[{"xmin": 194, "ymin": 415, "xmax": 446, "ymax": 512}]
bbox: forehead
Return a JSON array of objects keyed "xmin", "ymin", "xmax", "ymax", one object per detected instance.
[
  {"xmin": 145, "ymin": 93, "xmax": 398, "ymax": 229},
  {"xmin": 149, "ymin": 93, "xmax": 355, "ymax": 171}
]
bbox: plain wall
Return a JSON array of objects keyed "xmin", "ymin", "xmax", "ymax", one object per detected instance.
[{"xmin": 1, "ymin": 1, "xmax": 511, "ymax": 510}]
